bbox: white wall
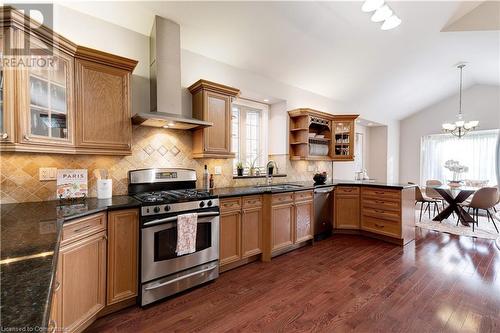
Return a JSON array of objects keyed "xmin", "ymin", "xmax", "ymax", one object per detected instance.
[
  {"xmin": 367, "ymin": 126, "xmax": 388, "ymax": 182},
  {"xmin": 399, "ymin": 84, "xmax": 500, "ymax": 184}
]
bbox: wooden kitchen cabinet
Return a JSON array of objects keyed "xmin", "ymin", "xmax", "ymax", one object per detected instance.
[
  {"xmin": 262, "ymin": 191, "xmax": 314, "ymax": 261},
  {"xmin": 334, "ymin": 186, "xmax": 360, "ymax": 229},
  {"xmin": 0, "ymin": 7, "xmax": 137, "ymax": 155},
  {"xmin": 219, "ymin": 196, "xmax": 262, "ymax": 271},
  {"xmin": 241, "ymin": 196, "xmax": 263, "ymax": 258},
  {"xmin": 271, "ymin": 201, "xmax": 294, "ymax": 252},
  {"xmin": 74, "ymin": 48, "xmax": 136, "ymax": 154},
  {"xmin": 106, "ymin": 209, "xmax": 139, "ymax": 305},
  {"xmin": 58, "ymin": 230, "xmax": 107, "ymax": 333},
  {"xmin": 332, "ymin": 115, "xmax": 358, "ymax": 161},
  {"xmin": 220, "ymin": 199, "xmax": 242, "ymax": 266},
  {"xmin": 294, "ymin": 192, "xmax": 314, "ymax": 243},
  {"xmin": 188, "ymin": 79, "xmax": 240, "ymax": 159}
]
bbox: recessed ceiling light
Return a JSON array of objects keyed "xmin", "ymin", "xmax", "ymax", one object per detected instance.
[
  {"xmin": 263, "ymin": 99, "xmax": 269, "ymax": 102},
  {"xmin": 381, "ymin": 15, "xmax": 402, "ymax": 30},
  {"xmin": 371, "ymin": 5, "xmax": 393, "ymax": 22},
  {"xmin": 368, "ymin": 122, "xmax": 374, "ymax": 126},
  {"xmin": 361, "ymin": 0, "xmax": 385, "ymax": 12}
]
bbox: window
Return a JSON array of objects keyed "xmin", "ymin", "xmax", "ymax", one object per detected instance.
[
  {"xmin": 420, "ymin": 129, "xmax": 499, "ymax": 186},
  {"xmin": 231, "ymin": 99, "xmax": 269, "ymax": 174}
]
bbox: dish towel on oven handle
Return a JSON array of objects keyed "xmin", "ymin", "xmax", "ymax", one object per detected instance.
[{"xmin": 176, "ymin": 213, "xmax": 198, "ymax": 256}]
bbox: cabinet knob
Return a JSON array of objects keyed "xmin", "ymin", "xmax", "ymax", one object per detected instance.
[{"xmin": 1, "ymin": 133, "xmax": 8, "ymax": 139}]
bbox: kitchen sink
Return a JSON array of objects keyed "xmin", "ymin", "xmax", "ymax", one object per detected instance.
[{"xmin": 253, "ymin": 183, "xmax": 304, "ymax": 190}]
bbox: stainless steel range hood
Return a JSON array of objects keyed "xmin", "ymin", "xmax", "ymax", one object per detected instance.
[{"xmin": 132, "ymin": 16, "xmax": 212, "ymax": 130}]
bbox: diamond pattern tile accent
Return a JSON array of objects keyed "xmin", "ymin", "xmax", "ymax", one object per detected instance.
[
  {"xmin": 170, "ymin": 146, "xmax": 180, "ymax": 156},
  {"xmin": 158, "ymin": 145, "xmax": 169, "ymax": 156},
  {"xmin": 143, "ymin": 144, "xmax": 154, "ymax": 155}
]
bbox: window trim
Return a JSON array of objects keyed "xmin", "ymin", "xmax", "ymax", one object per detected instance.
[{"xmin": 231, "ymin": 98, "xmax": 269, "ymax": 174}]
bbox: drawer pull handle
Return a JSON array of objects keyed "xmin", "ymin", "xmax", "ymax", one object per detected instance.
[
  {"xmin": 375, "ymin": 201, "xmax": 386, "ymax": 204},
  {"xmin": 1, "ymin": 133, "xmax": 8, "ymax": 139},
  {"xmin": 375, "ymin": 210, "xmax": 385, "ymax": 214},
  {"xmin": 53, "ymin": 281, "xmax": 61, "ymax": 292},
  {"xmin": 23, "ymin": 134, "xmax": 31, "ymax": 141},
  {"xmin": 73, "ymin": 224, "xmax": 92, "ymax": 233},
  {"xmin": 374, "ymin": 223, "xmax": 385, "ymax": 228}
]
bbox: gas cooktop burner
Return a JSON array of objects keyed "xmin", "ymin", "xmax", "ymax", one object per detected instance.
[{"xmin": 134, "ymin": 189, "xmax": 212, "ymax": 204}]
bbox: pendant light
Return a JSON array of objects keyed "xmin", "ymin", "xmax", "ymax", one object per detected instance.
[{"xmin": 442, "ymin": 64, "xmax": 479, "ymax": 138}]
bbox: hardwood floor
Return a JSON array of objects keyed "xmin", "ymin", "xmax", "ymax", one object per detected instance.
[{"xmin": 88, "ymin": 229, "xmax": 500, "ymax": 333}]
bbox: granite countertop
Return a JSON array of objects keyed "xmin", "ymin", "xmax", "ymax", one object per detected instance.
[
  {"xmin": 212, "ymin": 179, "xmax": 416, "ymax": 198},
  {"xmin": 0, "ymin": 196, "xmax": 140, "ymax": 331}
]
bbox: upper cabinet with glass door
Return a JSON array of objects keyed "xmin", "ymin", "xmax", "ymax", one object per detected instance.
[
  {"xmin": 0, "ymin": 7, "xmax": 137, "ymax": 155},
  {"xmin": 332, "ymin": 115, "xmax": 358, "ymax": 161},
  {"xmin": 0, "ymin": 28, "xmax": 14, "ymax": 143},
  {"xmin": 19, "ymin": 31, "xmax": 74, "ymax": 147}
]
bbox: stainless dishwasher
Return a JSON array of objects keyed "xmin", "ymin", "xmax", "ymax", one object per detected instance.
[{"xmin": 313, "ymin": 186, "xmax": 334, "ymax": 240}]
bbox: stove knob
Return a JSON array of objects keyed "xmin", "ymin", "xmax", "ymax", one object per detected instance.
[
  {"xmin": 199, "ymin": 201, "xmax": 205, "ymax": 208},
  {"xmin": 207, "ymin": 200, "xmax": 213, "ymax": 207},
  {"xmin": 153, "ymin": 206, "xmax": 160, "ymax": 213},
  {"xmin": 164, "ymin": 205, "xmax": 171, "ymax": 212}
]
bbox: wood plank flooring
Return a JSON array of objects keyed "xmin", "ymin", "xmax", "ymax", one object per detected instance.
[{"xmin": 88, "ymin": 228, "xmax": 500, "ymax": 333}]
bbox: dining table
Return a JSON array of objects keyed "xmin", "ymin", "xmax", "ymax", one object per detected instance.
[{"xmin": 432, "ymin": 185, "xmax": 476, "ymax": 227}]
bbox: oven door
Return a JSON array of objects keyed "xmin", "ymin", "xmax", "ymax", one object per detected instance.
[{"xmin": 141, "ymin": 211, "xmax": 219, "ymax": 283}]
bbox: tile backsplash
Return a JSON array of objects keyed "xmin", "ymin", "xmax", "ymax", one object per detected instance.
[{"xmin": 0, "ymin": 126, "xmax": 332, "ymax": 203}]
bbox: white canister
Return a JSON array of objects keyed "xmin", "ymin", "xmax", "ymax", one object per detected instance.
[{"xmin": 97, "ymin": 179, "xmax": 113, "ymax": 199}]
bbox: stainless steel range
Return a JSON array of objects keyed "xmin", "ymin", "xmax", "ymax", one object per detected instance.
[{"xmin": 128, "ymin": 168, "xmax": 219, "ymax": 306}]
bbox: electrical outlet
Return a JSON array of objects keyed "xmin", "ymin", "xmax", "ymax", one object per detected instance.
[
  {"xmin": 39, "ymin": 167, "xmax": 57, "ymax": 181},
  {"xmin": 214, "ymin": 166, "xmax": 222, "ymax": 175}
]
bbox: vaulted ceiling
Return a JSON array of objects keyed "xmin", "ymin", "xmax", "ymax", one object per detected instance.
[{"xmin": 61, "ymin": 1, "xmax": 500, "ymax": 120}]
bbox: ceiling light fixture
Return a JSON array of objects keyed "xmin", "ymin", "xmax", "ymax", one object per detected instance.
[
  {"xmin": 371, "ymin": 5, "xmax": 393, "ymax": 22},
  {"xmin": 442, "ymin": 64, "xmax": 478, "ymax": 138},
  {"xmin": 381, "ymin": 15, "xmax": 402, "ymax": 30},
  {"xmin": 361, "ymin": 0, "xmax": 385, "ymax": 12},
  {"xmin": 263, "ymin": 99, "xmax": 269, "ymax": 102},
  {"xmin": 361, "ymin": 0, "xmax": 402, "ymax": 30}
]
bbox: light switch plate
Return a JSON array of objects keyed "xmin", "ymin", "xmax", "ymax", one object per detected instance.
[
  {"xmin": 39, "ymin": 167, "xmax": 57, "ymax": 181},
  {"xmin": 214, "ymin": 166, "xmax": 222, "ymax": 175}
]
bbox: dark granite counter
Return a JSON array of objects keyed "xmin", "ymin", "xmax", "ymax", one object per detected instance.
[
  {"xmin": 212, "ymin": 179, "xmax": 416, "ymax": 198},
  {"xmin": 0, "ymin": 196, "xmax": 140, "ymax": 331}
]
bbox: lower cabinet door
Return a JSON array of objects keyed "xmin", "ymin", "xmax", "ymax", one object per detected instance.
[
  {"xmin": 334, "ymin": 194, "xmax": 360, "ymax": 229},
  {"xmin": 295, "ymin": 200, "xmax": 314, "ymax": 243},
  {"xmin": 59, "ymin": 231, "xmax": 107, "ymax": 332},
  {"xmin": 271, "ymin": 203, "xmax": 294, "ymax": 252},
  {"xmin": 107, "ymin": 209, "xmax": 139, "ymax": 305},
  {"xmin": 241, "ymin": 207, "xmax": 262, "ymax": 258},
  {"xmin": 220, "ymin": 210, "xmax": 241, "ymax": 266}
]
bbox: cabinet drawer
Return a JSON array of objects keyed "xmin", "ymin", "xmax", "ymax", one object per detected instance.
[
  {"xmin": 361, "ymin": 216, "xmax": 401, "ymax": 238},
  {"xmin": 362, "ymin": 187, "xmax": 400, "ymax": 201},
  {"xmin": 220, "ymin": 197, "xmax": 242, "ymax": 212},
  {"xmin": 62, "ymin": 213, "xmax": 106, "ymax": 246},
  {"xmin": 272, "ymin": 193, "xmax": 294, "ymax": 205},
  {"xmin": 336, "ymin": 186, "xmax": 360, "ymax": 195},
  {"xmin": 242, "ymin": 195, "xmax": 262, "ymax": 208},
  {"xmin": 294, "ymin": 190, "xmax": 313, "ymax": 202},
  {"xmin": 363, "ymin": 207, "xmax": 400, "ymax": 222},
  {"xmin": 362, "ymin": 197, "xmax": 400, "ymax": 212}
]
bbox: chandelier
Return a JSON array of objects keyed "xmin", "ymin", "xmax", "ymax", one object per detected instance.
[{"xmin": 442, "ymin": 64, "xmax": 478, "ymax": 138}]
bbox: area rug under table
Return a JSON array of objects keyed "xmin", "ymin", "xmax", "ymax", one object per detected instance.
[{"xmin": 415, "ymin": 210, "xmax": 499, "ymax": 240}]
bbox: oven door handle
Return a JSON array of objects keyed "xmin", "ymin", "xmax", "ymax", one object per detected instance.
[
  {"xmin": 144, "ymin": 264, "xmax": 218, "ymax": 291},
  {"xmin": 143, "ymin": 211, "xmax": 220, "ymax": 227}
]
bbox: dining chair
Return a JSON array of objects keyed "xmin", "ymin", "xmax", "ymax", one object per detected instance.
[
  {"xmin": 425, "ymin": 180, "xmax": 444, "ymax": 208},
  {"xmin": 414, "ymin": 185, "xmax": 441, "ymax": 222},
  {"xmin": 460, "ymin": 187, "xmax": 499, "ymax": 233}
]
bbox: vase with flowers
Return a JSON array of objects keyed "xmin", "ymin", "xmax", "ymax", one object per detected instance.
[{"xmin": 444, "ymin": 160, "xmax": 468, "ymax": 187}]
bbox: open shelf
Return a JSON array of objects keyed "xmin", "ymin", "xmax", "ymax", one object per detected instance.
[{"xmin": 288, "ymin": 108, "xmax": 358, "ymax": 161}]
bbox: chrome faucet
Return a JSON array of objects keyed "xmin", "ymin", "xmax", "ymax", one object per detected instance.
[{"xmin": 266, "ymin": 160, "xmax": 278, "ymax": 185}]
